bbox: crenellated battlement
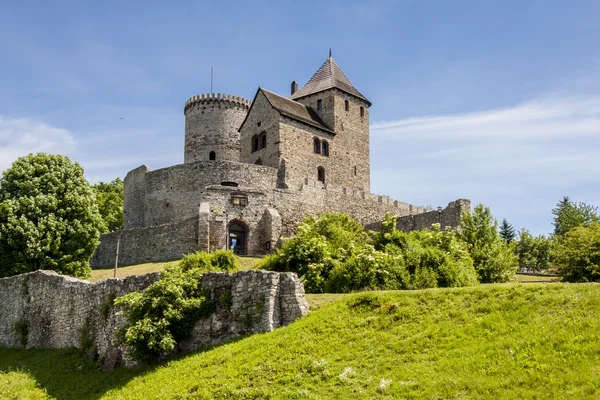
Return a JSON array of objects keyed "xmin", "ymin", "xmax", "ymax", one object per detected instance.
[{"xmin": 184, "ymin": 93, "xmax": 252, "ymax": 114}]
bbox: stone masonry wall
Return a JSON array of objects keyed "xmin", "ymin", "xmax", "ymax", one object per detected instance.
[
  {"xmin": 0, "ymin": 270, "xmax": 308, "ymax": 369},
  {"xmin": 90, "ymin": 218, "xmax": 198, "ymax": 268}
]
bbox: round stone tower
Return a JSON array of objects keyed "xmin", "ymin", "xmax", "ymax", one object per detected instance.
[{"xmin": 183, "ymin": 93, "xmax": 251, "ymax": 164}]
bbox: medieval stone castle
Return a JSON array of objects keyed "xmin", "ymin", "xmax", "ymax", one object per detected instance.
[{"xmin": 91, "ymin": 56, "xmax": 469, "ymax": 267}]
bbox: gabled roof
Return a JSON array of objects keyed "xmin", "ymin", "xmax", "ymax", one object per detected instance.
[
  {"xmin": 239, "ymin": 88, "xmax": 333, "ymax": 134},
  {"xmin": 291, "ymin": 57, "xmax": 371, "ymax": 106}
]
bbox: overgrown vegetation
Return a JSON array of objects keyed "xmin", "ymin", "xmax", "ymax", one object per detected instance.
[
  {"xmin": 114, "ymin": 250, "xmax": 237, "ymax": 363},
  {"xmin": 2, "ymin": 283, "xmax": 600, "ymax": 399},
  {"xmin": 0, "ymin": 153, "xmax": 103, "ymax": 278},
  {"xmin": 516, "ymin": 230, "xmax": 553, "ymax": 272},
  {"xmin": 261, "ymin": 207, "xmax": 513, "ymax": 293}
]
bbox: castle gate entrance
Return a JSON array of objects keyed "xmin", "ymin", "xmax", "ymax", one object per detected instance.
[{"xmin": 228, "ymin": 221, "xmax": 246, "ymax": 255}]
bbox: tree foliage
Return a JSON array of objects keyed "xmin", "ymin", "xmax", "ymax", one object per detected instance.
[
  {"xmin": 0, "ymin": 153, "xmax": 103, "ymax": 278},
  {"xmin": 499, "ymin": 218, "xmax": 516, "ymax": 243},
  {"xmin": 459, "ymin": 204, "xmax": 518, "ymax": 283},
  {"xmin": 552, "ymin": 223, "xmax": 600, "ymax": 282},
  {"xmin": 92, "ymin": 178, "xmax": 123, "ymax": 233},
  {"xmin": 552, "ymin": 196, "xmax": 599, "ymax": 236},
  {"xmin": 115, "ymin": 250, "xmax": 237, "ymax": 364},
  {"xmin": 516, "ymin": 230, "xmax": 553, "ymax": 272},
  {"xmin": 261, "ymin": 213, "xmax": 479, "ymax": 293}
]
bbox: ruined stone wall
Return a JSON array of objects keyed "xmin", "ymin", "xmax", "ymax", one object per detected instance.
[
  {"xmin": 239, "ymin": 90, "xmax": 282, "ymax": 170},
  {"xmin": 0, "ymin": 270, "xmax": 308, "ymax": 369},
  {"xmin": 364, "ymin": 199, "xmax": 471, "ymax": 233},
  {"xmin": 90, "ymin": 218, "xmax": 198, "ymax": 268},
  {"xmin": 184, "ymin": 94, "xmax": 250, "ymax": 164},
  {"xmin": 0, "ymin": 270, "xmax": 160, "ymax": 369}
]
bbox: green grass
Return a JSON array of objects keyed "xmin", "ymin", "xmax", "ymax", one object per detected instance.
[
  {"xmin": 89, "ymin": 256, "xmax": 262, "ymax": 282},
  {"xmin": 516, "ymin": 273, "xmax": 561, "ymax": 283},
  {"xmin": 2, "ymin": 283, "xmax": 600, "ymax": 399}
]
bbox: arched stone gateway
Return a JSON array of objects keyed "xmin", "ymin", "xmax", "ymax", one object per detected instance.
[{"xmin": 228, "ymin": 220, "xmax": 248, "ymax": 255}]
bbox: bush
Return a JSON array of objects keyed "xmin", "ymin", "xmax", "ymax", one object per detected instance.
[
  {"xmin": 115, "ymin": 250, "xmax": 237, "ymax": 363},
  {"xmin": 459, "ymin": 204, "xmax": 518, "ymax": 283},
  {"xmin": 180, "ymin": 249, "xmax": 238, "ymax": 272},
  {"xmin": 326, "ymin": 245, "xmax": 409, "ymax": 293},
  {"xmin": 0, "ymin": 153, "xmax": 103, "ymax": 278},
  {"xmin": 552, "ymin": 223, "xmax": 600, "ymax": 282},
  {"xmin": 259, "ymin": 213, "xmax": 368, "ymax": 293}
]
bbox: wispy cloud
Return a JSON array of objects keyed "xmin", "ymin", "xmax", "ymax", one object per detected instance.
[
  {"xmin": 371, "ymin": 94, "xmax": 600, "ymax": 234},
  {"xmin": 0, "ymin": 116, "xmax": 76, "ymax": 172}
]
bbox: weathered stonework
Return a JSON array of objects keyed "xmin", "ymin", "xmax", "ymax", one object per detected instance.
[
  {"xmin": 0, "ymin": 270, "xmax": 308, "ymax": 369},
  {"xmin": 91, "ymin": 55, "xmax": 470, "ymax": 267}
]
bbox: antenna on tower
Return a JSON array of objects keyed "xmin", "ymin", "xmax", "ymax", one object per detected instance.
[
  {"xmin": 329, "ymin": 48, "xmax": 332, "ymax": 58},
  {"xmin": 210, "ymin": 67, "xmax": 214, "ymax": 94}
]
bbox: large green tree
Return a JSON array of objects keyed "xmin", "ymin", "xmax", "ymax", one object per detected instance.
[
  {"xmin": 92, "ymin": 178, "xmax": 124, "ymax": 232},
  {"xmin": 459, "ymin": 204, "xmax": 518, "ymax": 283},
  {"xmin": 516, "ymin": 230, "xmax": 553, "ymax": 272},
  {"xmin": 552, "ymin": 196, "xmax": 599, "ymax": 236},
  {"xmin": 0, "ymin": 153, "xmax": 103, "ymax": 278},
  {"xmin": 552, "ymin": 223, "xmax": 600, "ymax": 282}
]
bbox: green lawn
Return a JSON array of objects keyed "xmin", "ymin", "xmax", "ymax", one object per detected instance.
[
  {"xmin": 89, "ymin": 256, "xmax": 262, "ymax": 282},
  {"xmin": 2, "ymin": 283, "xmax": 600, "ymax": 399}
]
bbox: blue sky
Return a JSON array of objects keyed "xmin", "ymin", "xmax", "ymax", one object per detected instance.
[{"xmin": 1, "ymin": 1, "xmax": 599, "ymax": 235}]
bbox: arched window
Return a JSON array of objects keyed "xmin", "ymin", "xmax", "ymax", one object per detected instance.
[
  {"xmin": 317, "ymin": 167, "xmax": 325, "ymax": 184},
  {"xmin": 255, "ymin": 157, "xmax": 263, "ymax": 165},
  {"xmin": 209, "ymin": 151, "xmax": 216, "ymax": 160},
  {"xmin": 321, "ymin": 141, "xmax": 329, "ymax": 157},
  {"xmin": 261, "ymin": 132, "xmax": 267, "ymax": 149},
  {"xmin": 313, "ymin": 138, "xmax": 321, "ymax": 154},
  {"xmin": 360, "ymin": 106, "xmax": 365, "ymax": 118},
  {"xmin": 252, "ymin": 136, "xmax": 259, "ymax": 152},
  {"xmin": 345, "ymin": 100, "xmax": 349, "ymax": 111}
]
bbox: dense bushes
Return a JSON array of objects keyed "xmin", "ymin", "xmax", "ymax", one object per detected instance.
[
  {"xmin": 552, "ymin": 223, "xmax": 600, "ymax": 282},
  {"xmin": 516, "ymin": 230, "xmax": 553, "ymax": 272},
  {"xmin": 115, "ymin": 250, "xmax": 237, "ymax": 363},
  {"xmin": 260, "ymin": 213, "xmax": 480, "ymax": 293}
]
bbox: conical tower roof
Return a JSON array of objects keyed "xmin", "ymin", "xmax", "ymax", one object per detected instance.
[{"xmin": 291, "ymin": 57, "xmax": 371, "ymax": 106}]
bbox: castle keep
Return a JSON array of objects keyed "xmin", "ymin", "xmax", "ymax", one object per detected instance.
[{"xmin": 91, "ymin": 56, "xmax": 469, "ymax": 267}]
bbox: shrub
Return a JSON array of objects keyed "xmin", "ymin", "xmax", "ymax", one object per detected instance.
[
  {"xmin": 552, "ymin": 223, "xmax": 600, "ymax": 282},
  {"xmin": 459, "ymin": 204, "xmax": 518, "ymax": 283},
  {"xmin": 115, "ymin": 251, "xmax": 236, "ymax": 363},
  {"xmin": 326, "ymin": 245, "xmax": 409, "ymax": 293},
  {"xmin": 259, "ymin": 213, "xmax": 368, "ymax": 293}
]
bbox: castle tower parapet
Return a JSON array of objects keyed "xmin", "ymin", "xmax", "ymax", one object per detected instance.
[{"xmin": 184, "ymin": 93, "xmax": 251, "ymax": 164}]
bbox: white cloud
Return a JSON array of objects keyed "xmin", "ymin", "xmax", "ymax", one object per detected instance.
[
  {"xmin": 370, "ymin": 94, "xmax": 600, "ymax": 234},
  {"xmin": 0, "ymin": 116, "xmax": 76, "ymax": 172}
]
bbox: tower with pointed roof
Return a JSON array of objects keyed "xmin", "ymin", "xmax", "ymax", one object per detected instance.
[{"xmin": 239, "ymin": 56, "xmax": 371, "ymax": 191}]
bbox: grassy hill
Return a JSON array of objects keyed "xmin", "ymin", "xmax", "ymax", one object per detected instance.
[{"xmin": 2, "ymin": 283, "xmax": 599, "ymax": 399}]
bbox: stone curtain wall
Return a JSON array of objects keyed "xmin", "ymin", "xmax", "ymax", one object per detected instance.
[
  {"xmin": 90, "ymin": 218, "xmax": 198, "ymax": 268},
  {"xmin": 0, "ymin": 271, "xmax": 160, "ymax": 369},
  {"xmin": 0, "ymin": 270, "xmax": 309, "ymax": 370},
  {"xmin": 364, "ymin": 199, "xmax": 471, "ymax": 233}
]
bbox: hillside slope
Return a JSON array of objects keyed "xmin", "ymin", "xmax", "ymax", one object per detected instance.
[{"xmin": 1, "ymin": 283, "xmax": 599, "ymax": 399}]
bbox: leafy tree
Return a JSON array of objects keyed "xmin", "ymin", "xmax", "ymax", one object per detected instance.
[
  {"xmin": 459, "ymin": 204, "xmax": 518, "ymax": 283},
  {"xmin": 552, "ymin": 196, "xmax": 599, "ymax": 236},
  {"xmin": 552, "ymin": 223, "xmax": 600, "ymax": 282},
  {"xmin": 516, "ymin": 230, "xmax": 553, "ymax": 272},
  {"xmin": 0, "ymin": 153, "xmax": 103, "ymax": 278},
  {"xmin": 499, "ymin": 218, "xmax": 516, "ymax": 243},
  {"xmin": 92, "ymin": 178, "xmax": 123, "ymax": 232}
]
